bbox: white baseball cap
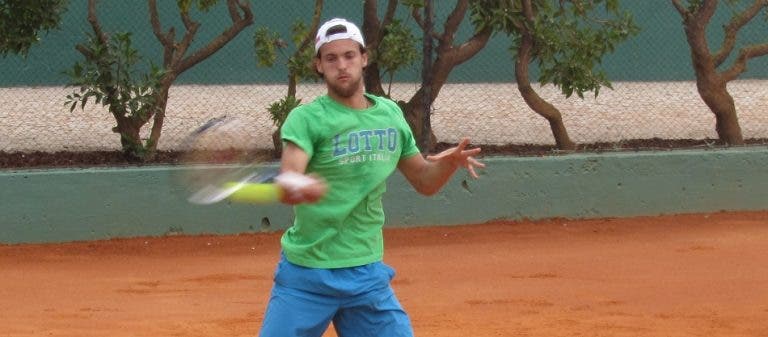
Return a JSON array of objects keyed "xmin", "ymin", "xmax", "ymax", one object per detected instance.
[{"xmin": 314, "ymin": 18, "xmax": 366, "ymax": 54}]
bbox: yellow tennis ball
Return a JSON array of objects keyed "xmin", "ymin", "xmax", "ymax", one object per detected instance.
[{"xmin": 226, "ymin": 183, "xmax": 282, "ymax": 204}]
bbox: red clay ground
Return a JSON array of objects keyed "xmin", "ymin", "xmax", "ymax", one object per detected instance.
[{"xmin": 1, "ymin": 211, "xmax": 767, "ymax": 337}]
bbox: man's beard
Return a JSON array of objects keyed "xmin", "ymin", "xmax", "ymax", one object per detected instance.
[{"xmin": 327, "ymin": 74, "xmax": 362, "ymax": 98}]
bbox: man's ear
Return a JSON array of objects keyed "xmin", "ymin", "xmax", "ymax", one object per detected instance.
[
  {"xmin": 361, "ymin": 52, "xmax": 368, "ymax": 68},
  {"xmin": 314, "ymin": 58, "xmax": 323, "ymax": 76}
]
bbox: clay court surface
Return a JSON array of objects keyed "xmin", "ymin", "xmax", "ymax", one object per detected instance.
[{"xmin": 1, "ymin": 211, "xmax": 767, "ymax": 337}]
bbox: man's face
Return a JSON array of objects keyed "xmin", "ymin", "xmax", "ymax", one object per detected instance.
[{"xmin": 315, "ymin": 39, "xmax": 368, "ymax": 98}]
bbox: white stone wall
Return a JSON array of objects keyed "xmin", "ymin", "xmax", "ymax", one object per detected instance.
[{"xmin": 1, "ymin": 80, "xmax": 766, "ymax": 152}]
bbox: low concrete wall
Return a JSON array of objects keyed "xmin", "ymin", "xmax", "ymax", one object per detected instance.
[{"xmin": 2, "ymin": 147, "xmax": 767, "ymax": 244}]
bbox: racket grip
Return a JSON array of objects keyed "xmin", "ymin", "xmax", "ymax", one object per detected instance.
[
  {"xmin": 274, "ymin": 172, "xmax": 316, "ymax": 191},
  {"xmin": 226, "ymin": 183, "xmax": 283, "ymax": 204}
]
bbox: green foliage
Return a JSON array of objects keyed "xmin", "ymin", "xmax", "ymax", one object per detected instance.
[
  {"xmin": 470, "ymin": 0, "xmax": 523, "ymax": 33},
  {"xmin": 254, "ymin": 19, "xmax": 317, "ymax": 129},
  {"xmin": 685, "ymin": 0, "xmax": 704, "ymax": 11},
  {"xmin": 253, "ymin": 27, "xmax": 282, "ymax": 67},
  {"xmin": 475, "ymin": 0, "xmax": 638, "ymax": 98},
  {"xmin": 532, "ymin": 4, "xmax": 638, "ymax": 98},
  {"xmin": 64, "ymin": 32, "xmax": 164, "ymax": 119},
  {"xmin": 268, "ymin": 95, "xmax": 301, "ymax": 128},
  {"xmin": 377, "ymin": 19, "xmax": 419, "ymax": 95},
  {"xmin": 65, "ymin": 31, "xmax": 165, "ymax": 158},
  {"xmin": 0, "ymin": 0, "xmax": 67, "ymax": 57},
  {"xmin": 287, "ymin": 21, "xmax": 317, "ymax": 82},
  {"xmin": 253, "ymin": 20, "xmax": 316, "ymax": 82}
]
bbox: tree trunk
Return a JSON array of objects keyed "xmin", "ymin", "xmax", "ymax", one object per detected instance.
[
  {"xmin": 401, "ymin": 92, "xmax": 437, "ymax": 150},
  {"xmin": 361, "ymin": 0, "xmax": 395, "ymax": 97},
  {"xmin": 400, "ymin": 24, "xmax": 491, "ymax": 151},
  {"xmin": 364, "ymin": 62, "xmax": 386, "ymax": 96},
  {"xmin": 689, "ymin": 53, "xmax": 744, "ymax": 144},
  {"xmin": 114, "ymin": 118, "xmax": 144, "ymax": 161},
  {"xmin": 144, "ymin": 81, "xmax": 173, "ymax": 160},
  {"xmin": 515, "ymin": 26, "xmax": 575, "ymax": 150},
  {"xmin": 271, "ymin": 129, "xmax": 282, "ymax": 158},
  {"xmin": 679, "ymin": 4, "xmax": 745, "ymax": 145},
  {"xmin": 697, "ymin": 79, "xmax": 743, "ymax": 144}
]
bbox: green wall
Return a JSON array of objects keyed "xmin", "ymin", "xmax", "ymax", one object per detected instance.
[
  {"xmin": 2, "ymin": 148, "xmax": 767, "ymax": 244},
  {"xmin": 2, "ymin": 0, "xmax": 766, "ymax": 86}
]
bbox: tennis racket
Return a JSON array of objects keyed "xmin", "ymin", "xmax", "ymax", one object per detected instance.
[{"xmin": 176, "ymin": 116, "xmax": 312, "ymax": 205}]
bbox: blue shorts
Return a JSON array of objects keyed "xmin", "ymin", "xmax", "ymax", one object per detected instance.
[{"xmin": 259, "ymin": 254, "xmax": 414, "ymax": 337}]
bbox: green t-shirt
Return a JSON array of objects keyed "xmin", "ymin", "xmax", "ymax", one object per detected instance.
[{"xmin": 280, "ymin": 93, "xmax": 420, "ymax": 268}]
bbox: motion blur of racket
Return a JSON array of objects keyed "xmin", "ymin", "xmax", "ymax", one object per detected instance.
[{"xmin": 176, "ymin": 116, "xmax": 311, "ymax": 205}]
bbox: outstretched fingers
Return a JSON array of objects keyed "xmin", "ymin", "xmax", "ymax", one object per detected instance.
[
  {"xmin": 426, "ymin": 138, "xmax": 474, "ymax": 162},
  {"xmin": 456, "ymin": 138, "xmax": 484, "ymax": 179},
  {"xmin": 464, "ymin": 155, "xmax": 485, "ymax": 178},
  {"xmin": 425, "ymin": 138, "xmax": 485, "ymax": 178},
  {"xmin": 455, "ymin": 137, "xmax": 471, "ymax": 151}
]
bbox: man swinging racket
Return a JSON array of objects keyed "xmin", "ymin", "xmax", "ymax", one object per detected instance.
[{"xmin": 259, "ymin": 17, "xmax": 485, "ymax": 337}]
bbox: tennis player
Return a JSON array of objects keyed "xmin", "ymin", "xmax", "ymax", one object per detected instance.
[{"xmin": 259, "ymin": 17, "xmax": 484, "ymax": 337}]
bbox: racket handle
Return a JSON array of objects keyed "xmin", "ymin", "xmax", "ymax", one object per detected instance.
[
  {"xmin": 226, "ymin": 183, "xmax": 283, "ymax": 204},
  {"xmin": 274, "ymin": 171, "xmax": 315, "ymax": 191}
]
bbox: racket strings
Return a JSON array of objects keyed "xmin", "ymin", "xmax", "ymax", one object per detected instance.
[{"xmin": 176, "ymin": 115, "xmax": 279, "ymax": 205}]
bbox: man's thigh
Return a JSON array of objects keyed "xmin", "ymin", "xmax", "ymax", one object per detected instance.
[
  {"xmin": 332, "ymin": 286, "xmax": 414, "ymax": 337},
  {"xmin": 259, "ymin": 285, "xmax": 339, "ymax": 337}
]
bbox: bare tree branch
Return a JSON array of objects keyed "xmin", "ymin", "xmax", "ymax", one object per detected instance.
[
  {"xmin": 407, "ymin": 0, "xmax": 492, "ymax": 100},
  {"xmin": 411, "ymin": 5, "xmax": 424, "ymax": 29},
  {"xmin": 696, "ymin": 0, "xmax": 718, "ymax": 23},
  {"xmin": 522, "ymin": 0, "xmax": 535, "ymax": 23},
  {"xmin": 714, "ymin": 0, "xmax": 767, "ymax": 66},
  {"xmin": 419, "ymin": 25, "xmax": 491, "ymax": 102},
  {"xmin": 673, "ymin": 1, "xmax": 715, "ymax": 69},
  {"xmin": 85, "ymin": 0, "xmax": 108, "ymax": 46},
  {"xmin": 175, "ymin": 0, "xmax": 253, "ymax": 75},
  {"xmin": 411, "ymin": 5, "xmax": 441, "ymax": 41},
  {"xmin": 448, "ymin": 26, "xmax": 492, "ymax": 66},
  {"xmin": 81, "ymin": 0, "xmax": 129, "ymax": 127},
  {"xmin": 722, "ymin": 42, "xmax": 768, "ymax": 81},
  {"xmin": 363, "ymin": 0, "xmax": 399, "ymax": 52},
  {"xmin": 296, "ymin": 0, "xmax": 323, "ymax": 53},
  {"xmin": 382, "ymin": 0, "xmax": 398, "ymax": 29},
  {"xmin": 226, "ymin": 0, "xmax": 240, "ymax": 19},
  {"xmin": 440, "ymin": 0, "xmax": 469, "ymax": 50},
  {"xmin": 172, "ymin": 9, "xmax": 200, "ymax": 68},
  {"xmin": 148, "ymin": 0, "xmax": 170, "ymax": 45},
  {"xmin": 148, "ymin": 0, "xmax": 175, "ymax": 66},
  {"xmin": 671, "ymin": 0, "xmax": 689, "ymax": 16},
  {"xmin": 364, "ymin": 0, "xmax": 382, "ymax": 48}
]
